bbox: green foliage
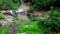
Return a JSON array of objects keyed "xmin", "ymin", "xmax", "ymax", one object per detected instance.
[
  {"xmin": 27, "ymin": 13, "xmax": 38, "ymax": 21},
  {"xmin": 0, "ymin": 0, "xmax": 20, "ymax": 10},
  {"xmin": 0, "ymin": 13, "xmax": 5, "ymax": 20},
  {"xmin": 37, "ymin": 10, "xmax": 60, "ymax": 33},
  {"xmin": 26, "ymin": 31, "xmax": 40, "ymax": 34},
  {"xmin": 27, "ymin": 6, "xmax": 35, "ymax": 13},
  {"xmin": 24, "ymin": 0, "xmax": 56, "ymax": 10},
  {"xmin": 12, "ymin": 19, "xmax": 17, "ymax": 24},
  {"xmin": 29, "ymin": 14, "xmax": 36, "ymax": 21},
  {"xmin": 0, "ymin": 27, "xmax": 8, "ymax": 34},
  {"xmin": 0, "ymin": 22, "xmax": 2, "ymax": 27},
  {"xmin": 17, "ymin": 21, "xmax": 41, "ymax": 34}
]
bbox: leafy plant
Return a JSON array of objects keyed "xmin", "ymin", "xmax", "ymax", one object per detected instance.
[
  {"xmin": 0, "ymin": 22, "xmax": 2, "ymax": 27},
  {"xmin": 17, "ymin": 21, "xmax": 40, "ymax": 34},
  {"xmin": 0, "ymin": 13, "xmax": 5, "ymax": 20},
  {"xmin": 0, "ymin": 26, "xmax": 8, "ymax": 34},
  {"xmin": 0, "ymin": 0, "xmax": 20, "ymax": 10},
  {"xmin": 12, "ymin": 19, "xmax": 17, "ymax": 24},
  {"xmin": 24, "ymin": 0, "xmax": 57, "ymax": 10},
  {"xmin": 37, "ymin": 10, "xmax": 60, "ymax": 33}
]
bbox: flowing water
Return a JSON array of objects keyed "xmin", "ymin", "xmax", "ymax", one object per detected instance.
[
  {"xmin": 8, "ymin": 0, "xmax": 29, "ymax": 34},
  {"xmin": 18, "ymin": 0, "xmax": 29, "ymax": 20},
  {"xmin": 20, "ymin": 0, "xmax": 26, "ymax": 6}
]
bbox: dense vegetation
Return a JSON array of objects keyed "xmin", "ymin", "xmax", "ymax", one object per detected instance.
[
  {"xmin": 16, "ymin": 21, "xmax": 41, "ymax": 34},
  {"xmin": 0, "ymin": 27, "xmax": 8, "ymax": 34},
  {"xmin": 0, "ymin": 0, "xmax": 60, "ymax": 10},
  {"xmin": 38, "ymin": 10, "xmax": 60, "ymax": 32},
  {"xmin": 0, "ymin": 13, "xmax": 5, "ymax": 20},
  {"xmin": 0, "ymin": 10, "xmax": 60, "ymax": 34},
  {"xmin": 24, "ymin": 0, "xmax": 60, "ymax": 11},
  {"xmin": 0, "ymin": 0, "xmax": 20, "ymax": 10},
  {"xmin": 28, "ymin": 9, "xmax": 60, "ymax": 33},
  {"xmin": 0, "ymin": 0, "xmax": 60, "ymax": 34}
]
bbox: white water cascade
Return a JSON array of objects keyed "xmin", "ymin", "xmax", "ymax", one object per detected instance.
[{"xmin": 17, "ymin": 0, "xmax": 29, "ymax": 20}]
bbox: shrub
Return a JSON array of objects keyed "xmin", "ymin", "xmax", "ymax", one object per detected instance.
[
  {"xmin": 27, "ymin": 13, "xmax": 38, "ymax": 21},
  {"xmin": 0, "ymin": 26, "xmax": 8, "ymax": 34},
  {"xmin": 0, "ymin": 22, "xmax": 2, "ymax": 27},
  {"xmin": 12, "ymin": 19, "xmax": 17, "ymax": 24},
  {"xmin": 17, "ymin": 21, "xmax": 40, "ymax": 34},
  {"xmin": 37, "ymin": 10, "xmax": 60, "ymax": 33},
  {"xmin": 24, "ymin": 0, "xmax": 57, "ymax": 10},
  {"xmin": 0, "ymin": 13, "xmax": 5, "ymax": 20},
  {"xmin": 0, "ymin": 0, "xmax": 20, "ymax": 10}
]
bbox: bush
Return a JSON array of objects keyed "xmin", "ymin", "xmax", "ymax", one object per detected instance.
[
  {"xmin": 24, "ymin": 0, "xmax": 57, "ymax": 10},
  {"xmin": 12, "ymin": 19, "xmax": 17, "ymax": 24},
  {"xmin": 0, "ymin": 22, "xmax": 2, "ymax": 27},
  {"xmin": 17, "ymin": 21, "xmax": 40, "ymax": 34},
  {"xmin": 0, "ymin": 26, "xmax": 8, "ymax": 34},
  {"xmin": 37, "ymin": 10, "xmax": 60, "ymax": 33},
  {"xmin": 0, "ymin": 13, "xmax": 5, "ymax": 20},
  {"xmin": 27, "ymin": 13, "xmax": 39, "ymax": 21},
  {"xmin": 0, "ymin": 0, "xmax": 20, "ymax": 10}
]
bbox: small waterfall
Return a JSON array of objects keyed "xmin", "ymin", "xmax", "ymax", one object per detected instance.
[
  {"xmin": 17, "ymin": 0, "xmax": 29, "ymax": 20},
  {"xmin": 20, "ymin": 0, "xmax": 26, "ymax": 6}
]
